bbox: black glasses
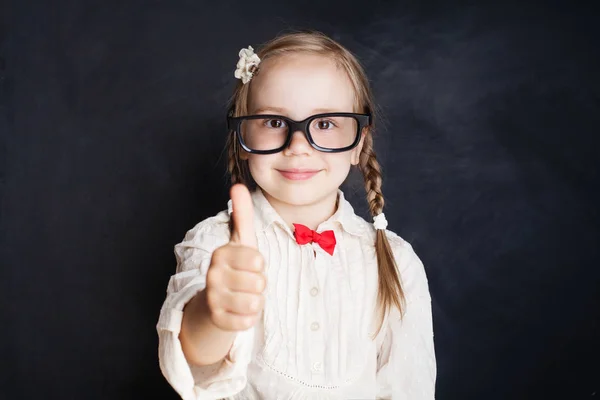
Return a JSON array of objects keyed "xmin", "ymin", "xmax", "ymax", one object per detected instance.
[{"xmin": 227, "ymin": 112, "xmax": 371, "ymax": 154}]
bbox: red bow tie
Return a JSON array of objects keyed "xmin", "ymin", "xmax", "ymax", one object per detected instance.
[{"xmin": 293, "ymin": 223, "xmax": 336, "ymax": 255}]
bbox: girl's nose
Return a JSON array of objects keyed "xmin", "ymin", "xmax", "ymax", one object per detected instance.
[{"xmin": 283, "ymin": 130, "xmax": 313, "ymax": 156}]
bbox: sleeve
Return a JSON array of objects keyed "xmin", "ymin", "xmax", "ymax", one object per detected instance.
[
  {"xmin": 156, "ymin": 212, "xmax": 255, "ymax": 400},
  {"xmin": 376, "ymin": 236, "xmax": 437, "ymax": 400}
]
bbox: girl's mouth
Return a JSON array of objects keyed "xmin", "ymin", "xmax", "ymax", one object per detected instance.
[{"xmin": 276, "ymin": 169, "xmax": 321, "ymax": 180}]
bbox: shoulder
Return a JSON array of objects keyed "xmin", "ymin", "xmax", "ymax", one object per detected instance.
[
  {"xmin": 385, "ymin": 228, "xmax": 431, "ymax": 302},
  {"xmin": 351, "ymin": 216, "xmax": 430, "ymax": 301},
  {"xmin": 350, "ymin": 213, "xmax": 417, "ymax": 264},
  {"xmin": 180, "ymin": 209, "xmax": 231, "ymax": 242},
  {"xmin": 384, "ymin": 229, "xmax": 420, "ymax": 270},
  {"xmin": 174, "ymin": 209, "xmax": 231, "ymax": 259}
]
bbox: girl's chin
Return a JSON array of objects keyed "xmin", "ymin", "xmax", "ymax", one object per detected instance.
[
  {"xmin": 262, "ymin": 184, "xmax": 338, "ymax": 207},
  {"xmin": 270, "ymin": 188, "xmax": 318, "ymax": 204}
]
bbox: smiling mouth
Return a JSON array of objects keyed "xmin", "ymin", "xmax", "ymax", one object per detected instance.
[{"xmin": 276, "ymin": 169, "xmax": 321, "ymax": 180}]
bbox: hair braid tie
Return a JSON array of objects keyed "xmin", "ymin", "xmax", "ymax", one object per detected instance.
[{"xmin": 373, "ymin": 213, "xmax": 388, "ymax": 230}]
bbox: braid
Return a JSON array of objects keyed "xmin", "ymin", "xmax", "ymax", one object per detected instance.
[
  {"xmin": 359, "ymin": 134, "xmax": 406, "ymax": 336},
  {"xmin": 227, "ymin": 131, "xmax": 244, "ymax": 185},
  {"xmin": 360, "ymin": 134, "xmax": 385, "ymax": 215}
]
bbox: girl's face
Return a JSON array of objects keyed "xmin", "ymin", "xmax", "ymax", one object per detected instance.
[{"xmin": 245, "ymin": 53, "xmax": 365, "ymax": 208}]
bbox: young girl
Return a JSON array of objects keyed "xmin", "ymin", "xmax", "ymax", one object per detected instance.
[{"xmin": 157, "ymin": 31, "xmax": 436, "ymax": 400}]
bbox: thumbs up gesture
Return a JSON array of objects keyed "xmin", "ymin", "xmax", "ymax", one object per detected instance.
[{"xmin": 205, "ymin": 184, "xmax": 266, "ymax": 332}]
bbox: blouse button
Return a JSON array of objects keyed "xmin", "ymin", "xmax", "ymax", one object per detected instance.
[
  {"xmin": 312, "ymin": 361, "xmax": 323, "ymax": 372},
  {"xmin": 311, "ymin": 322, "xmax": 320, "ymax": 331},
  {"xmin": 310, "ymin": 287, "xmax": 319, "ymax": 296}
]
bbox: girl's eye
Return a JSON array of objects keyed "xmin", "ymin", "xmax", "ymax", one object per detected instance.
[
  {"xmin": 265, "ymin": 119, "xmax": 286, "ymax": 129},
  {"xmin": 316, "ymin": 119, "xmax": 335, "ymax": 130}
]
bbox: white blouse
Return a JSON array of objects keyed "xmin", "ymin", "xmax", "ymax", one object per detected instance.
[{"xmin": 157, "ymin": 189, "xmax": 436, "ymax": 400}]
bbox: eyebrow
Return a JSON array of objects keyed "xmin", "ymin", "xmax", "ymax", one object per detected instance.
[{"xmin": 251, "ymin": 106, "xmax": 348, "ymax": 115}]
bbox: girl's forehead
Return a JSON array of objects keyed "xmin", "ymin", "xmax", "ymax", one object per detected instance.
[{"xmin": 248, "ymin": 53, "xmax": 355, "ymax": 116}]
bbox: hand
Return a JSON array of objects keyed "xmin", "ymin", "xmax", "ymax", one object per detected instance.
[{"xmin": 204, "ymin": 184, "xmax": 266, "ymax": 331}]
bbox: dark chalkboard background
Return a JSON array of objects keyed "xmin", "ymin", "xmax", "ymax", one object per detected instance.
[{"xmin": 1, "ymin": 1, "xmax": 599, "ymax": 399}]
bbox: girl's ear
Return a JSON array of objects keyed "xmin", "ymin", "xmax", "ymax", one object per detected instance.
[{"xmin": 351, "ymin": 128, "xmax": 368, "ymax": 165}]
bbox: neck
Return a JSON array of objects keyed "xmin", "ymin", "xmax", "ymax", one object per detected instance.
[{"xmin": 261, "ymin": 188, "xmax": 339, "ymax": 231}]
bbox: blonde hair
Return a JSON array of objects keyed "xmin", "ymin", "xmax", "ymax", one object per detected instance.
[{"xmin": 226, "ymin": 30, "xmax": 405, "ymax": 334}]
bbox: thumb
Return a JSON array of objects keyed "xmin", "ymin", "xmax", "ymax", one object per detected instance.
[{"xmin": 229, "ymin": 183, "xmax": 257, "ymax": 248}]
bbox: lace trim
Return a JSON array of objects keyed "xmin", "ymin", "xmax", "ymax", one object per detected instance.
[{"xmin": 255, "ymin": 355, "xmax": 350, "ymax": 390}]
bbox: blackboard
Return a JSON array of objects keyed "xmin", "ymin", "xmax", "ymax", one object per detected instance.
[{"xmin": 1, "ymin": 1, "xmax": 598, "ymax": 399}]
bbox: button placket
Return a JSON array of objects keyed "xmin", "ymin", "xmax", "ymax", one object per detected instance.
[
  {"xmin": 308, "ymin": 247, "xmax": 326, "ymax": 378},
  {"xmin": 308, "ymin": 313, "xmax": 324, "ymax": 375}
]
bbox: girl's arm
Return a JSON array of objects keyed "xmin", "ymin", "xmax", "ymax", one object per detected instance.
[
  {"xmin": 181, "ymin": 184, "xmax": 264, "ymax": 366},
  {"xmin": 157, "ymin": 214, "xmax": 256, "ymax": 400},
  {"xmin": 180, "ymin": 290, "xmax": 236, "ymax": 366}
]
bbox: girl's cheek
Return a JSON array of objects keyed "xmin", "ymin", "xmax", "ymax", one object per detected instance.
[
  {"xmin": 327, "ymin": 154, "xmax": 353, "ymax": 169},
  {"xmin": 247, "ymin": 156, "xmax": 275, "ymax": 177}
]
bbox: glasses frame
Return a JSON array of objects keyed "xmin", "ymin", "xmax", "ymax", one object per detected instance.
[{"xmin": 227, "ymin": 112, "xmax": 372, "ymax": 154}]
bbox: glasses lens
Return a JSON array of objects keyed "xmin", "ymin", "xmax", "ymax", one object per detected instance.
[
  {"xmin": 240, "ymin": 117, "xmax": 288, "ymax": 151},
  {"xmin": 309, "ymin": 116, "xmax": 358, "ymax": 149}
]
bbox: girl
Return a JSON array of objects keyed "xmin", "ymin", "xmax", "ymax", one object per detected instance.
[{"xmin": 157, "ymin": 31, "xmax": 436, "ymax": 400}]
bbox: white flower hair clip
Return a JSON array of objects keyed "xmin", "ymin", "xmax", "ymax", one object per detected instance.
[
  {"xmin": 373, "ymin": 213, "xmax": 388, "ymax": 230},
  {"xmin": 234, "ymin": 46, "xmax": 261, "ymax": 84}
]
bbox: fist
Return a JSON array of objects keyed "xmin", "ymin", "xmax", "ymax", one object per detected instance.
[{"xmin": 205, "ymin": 184, "xmax": 266, "ymax": 331}]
